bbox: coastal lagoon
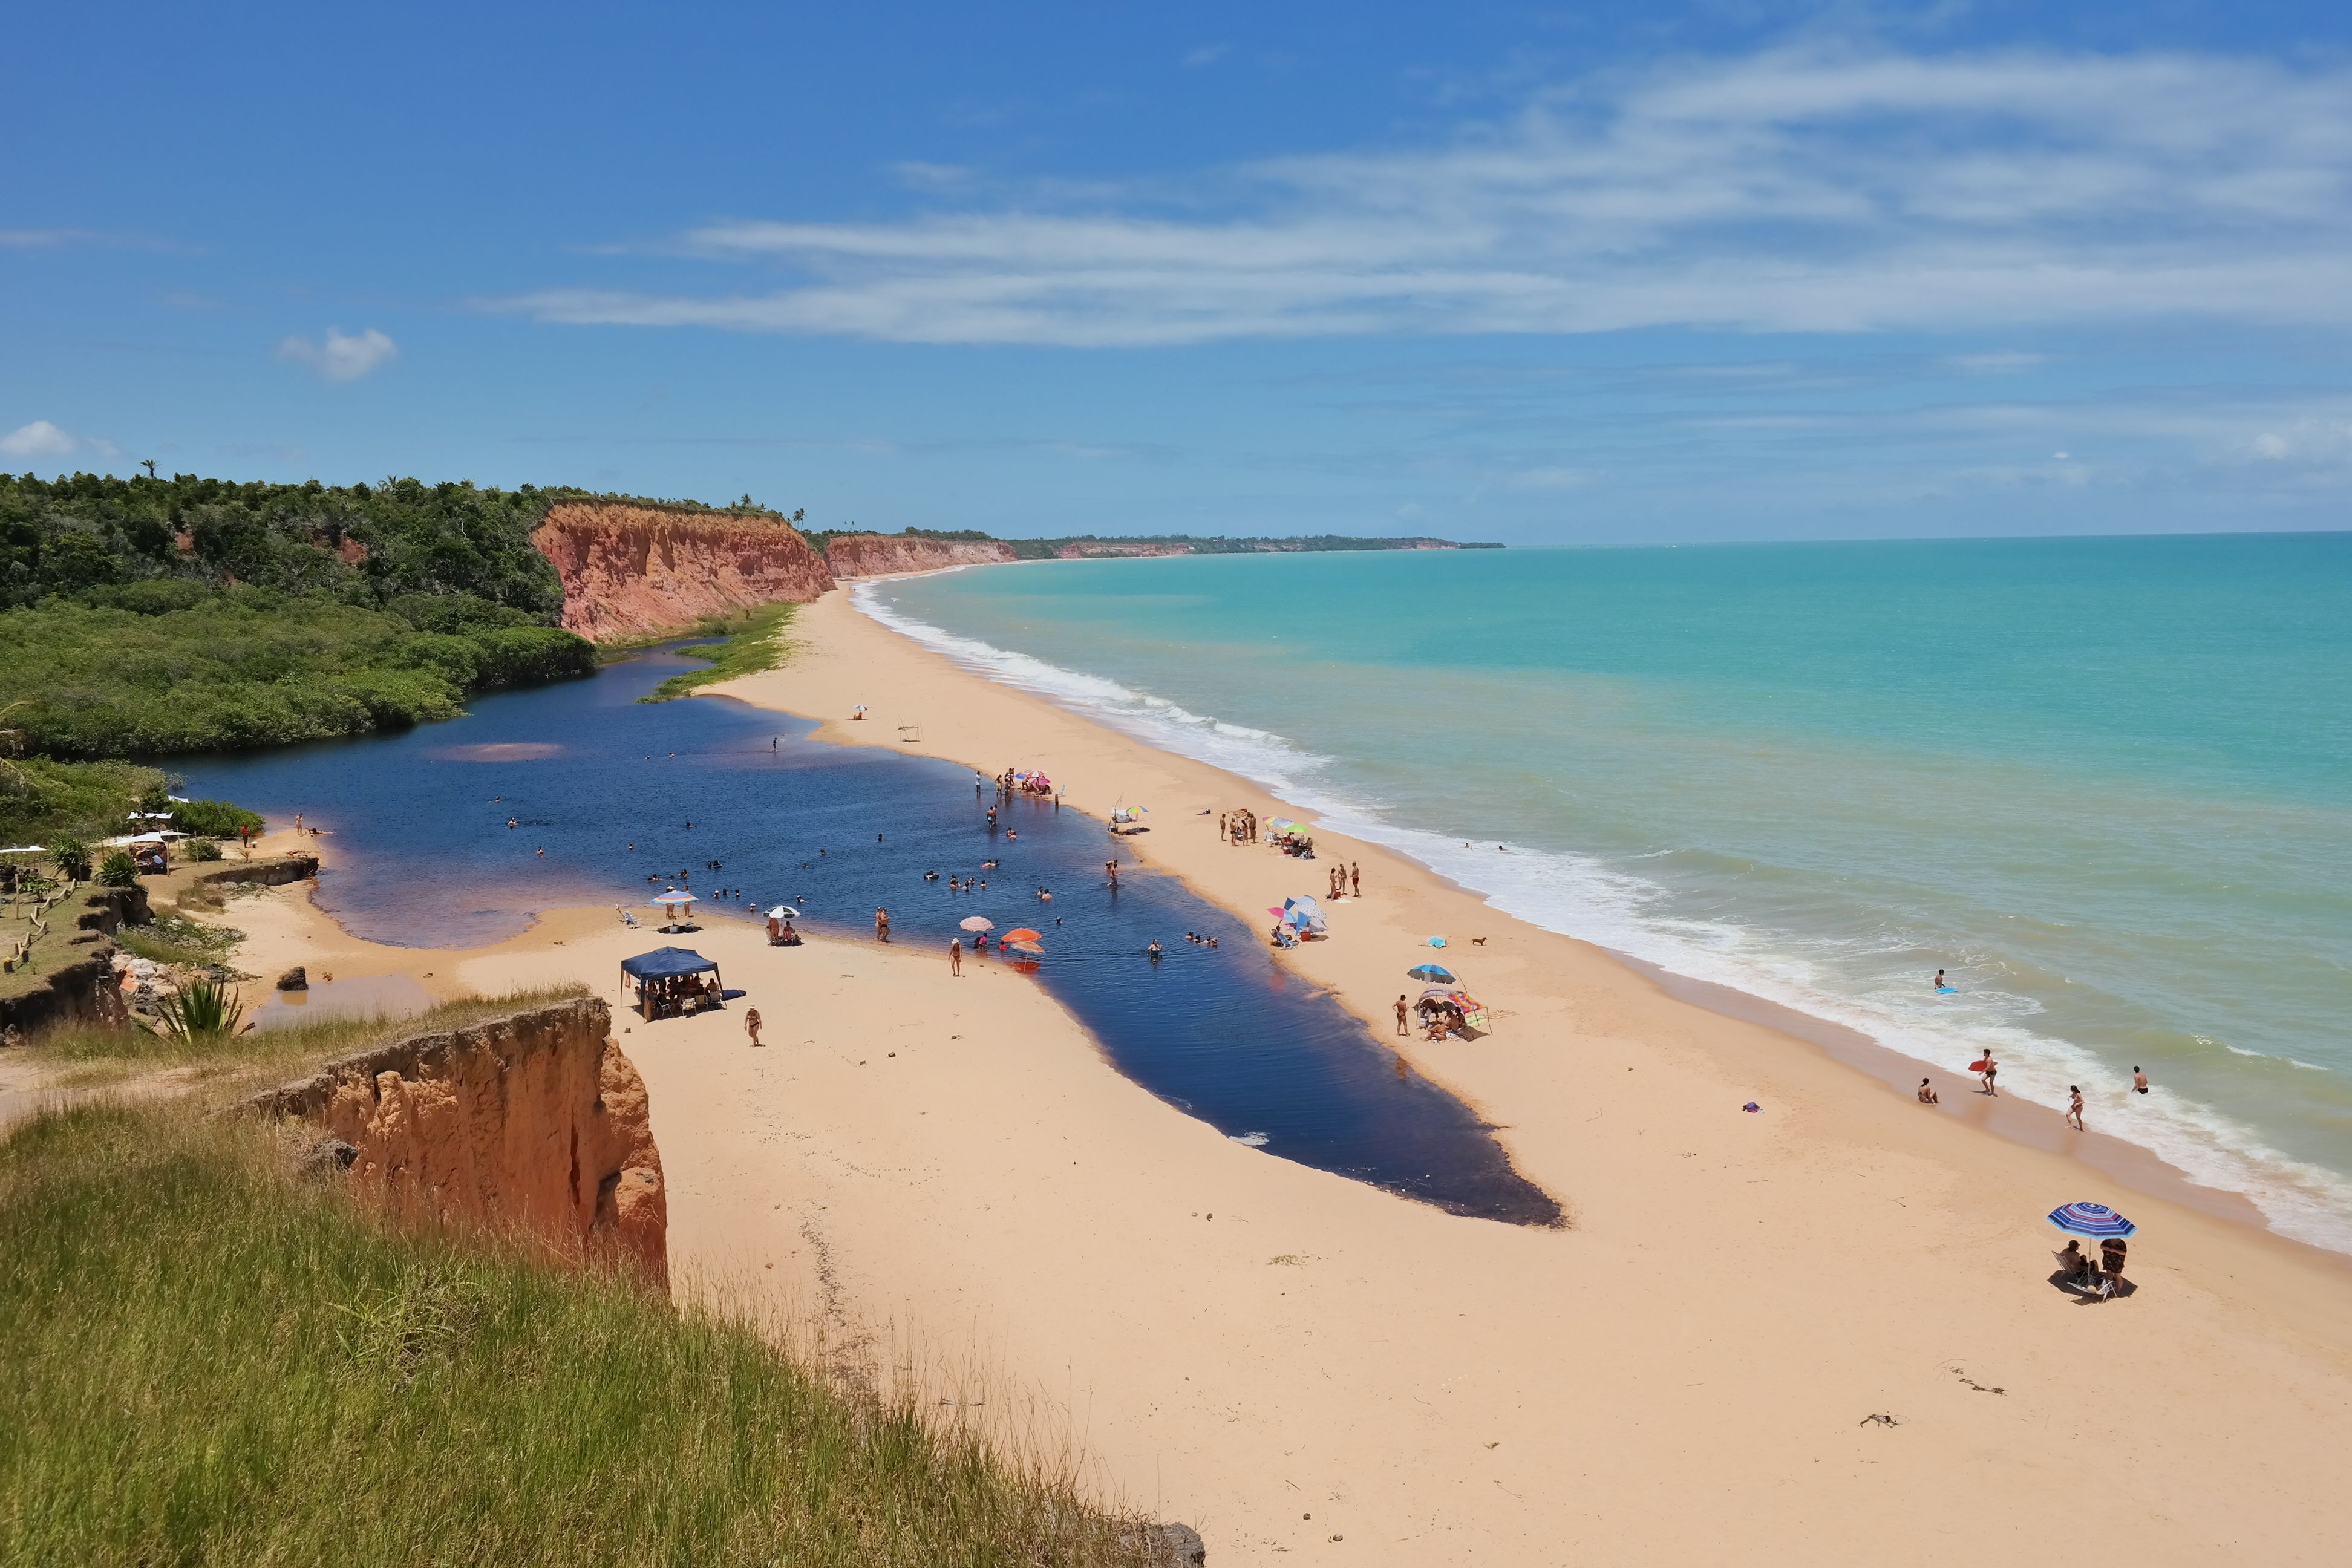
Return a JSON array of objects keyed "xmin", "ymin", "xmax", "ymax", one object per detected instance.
[
  {"xmin": 178, "ymin": 642, "xmax": 1557, "ymax": 1225},
  {"xmin": 867, "ymin": 535, "xmax": 2352, "ymax": 1251}
]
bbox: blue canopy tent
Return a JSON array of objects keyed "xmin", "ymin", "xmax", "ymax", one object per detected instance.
[{"xmin": 621, "ymin": 946, "xmax": 726, "ymax": 1020}]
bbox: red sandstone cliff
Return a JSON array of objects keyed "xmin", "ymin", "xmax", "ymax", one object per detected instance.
[
  {"xmin": 532, "ymin": 501, "xmax": 835, "ymax": 642},
  {"xmin": 248, "ymin": 997, "xmax": 668, "ymax": 1289},
  {"xmin": 824, "ymin": 534, "xmax": 1019, "ymax": 578}
]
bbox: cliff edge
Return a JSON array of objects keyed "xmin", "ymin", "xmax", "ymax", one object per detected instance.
[
  {"xmin": 247, "ymin": 996, "xmax": 668, "ymax": 1288},
  {"xmin": 825, "ymin": 534, "xmax": 1019, "ymax": 578},
  {"xmin": 533, "ymin": 501, "xmax": 835, "ymax": 642}
]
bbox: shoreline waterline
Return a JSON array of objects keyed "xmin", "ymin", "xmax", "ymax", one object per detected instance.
[{"xmin": 831, "ymin": 567, "xmax": 2352, "ymax": 1258}]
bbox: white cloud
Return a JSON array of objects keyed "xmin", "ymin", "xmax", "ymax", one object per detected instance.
[
  {"xmin": 497, "ymin": 46, "xmax": 2352, "ymax": 347},
  {"xmin": 1181, "ymin": 44, "xmax": 1229, "ymax": 69},
  {"xmin": 276, "ymin": 327, "xmax": 399, "ymax": 382},
  {"xmin": 1, "ymin": 420, "xmax": 79, "ymax": 459},
  {"xmin": 2253, "ymin": 432, "xmax": 2289, "ymax": 458}
]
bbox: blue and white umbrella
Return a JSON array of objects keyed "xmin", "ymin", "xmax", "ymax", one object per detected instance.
[{"xmin": 2047, "ymin": 1201, "xmax": 2137, "ymax": 1239}]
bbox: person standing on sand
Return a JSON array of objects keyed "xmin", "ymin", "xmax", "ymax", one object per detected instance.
[
  {"xmin": 293, "ymin": 812, "xmax": 303, "ymax": 834},
  {"xmin": 1980, "ymin": 1054, "xmax": 1999, "ymax": 1096},
  {"xmin": 2133, "ymin": 1065, "xmax": 2149, "ymax": 1094},
  {"xmin": 875, "ymin": 907, "xmax": 890, "ymax": 942},
  {"xmin": 1396, "ymin": 995, "xmax": 1410, "ymax": 1037},
  {"xmin": 1220, "ymin": 813, "xmax": 1228, "ymax": 842},
  {"xmin": 744, "ymin": 1008, "xmax": 763, "ymax": 1047},
  {"xmin": 2066, "ymin": 1086, "xmax": 2086, "ymax": 1131},
  {"xmin": 1351, "ymin": 863, "xmax": 1361, "ymax": 897},
  {"xmin": 949, "ymin": 939, "xmax": 962, "ymax": 976}
]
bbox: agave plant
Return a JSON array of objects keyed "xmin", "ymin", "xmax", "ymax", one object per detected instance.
[
  {"xmin": 50, "ymin": 835, "xmax": 92, "ymax": 882},
  {"xmin": 98, "ymin": 849, "xmax": 139, "ymax": 888},
  {"xmin": 159, "ymin": 976, "xmax": 246, "ymax": 1046}
]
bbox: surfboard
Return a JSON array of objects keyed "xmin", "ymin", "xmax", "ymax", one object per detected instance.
[
  {"xmin": 1969, "ymin": 1059, "xmax": 1993, "ymax": 1073},
  {"xmin": 1936, "ymin": 985, "xmax": 1958, "ymax": 994}
]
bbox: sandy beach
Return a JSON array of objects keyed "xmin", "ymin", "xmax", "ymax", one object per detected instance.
[{"xmin": 192, "ymin": 588, "xmax": 2352, "ymax": 1564}]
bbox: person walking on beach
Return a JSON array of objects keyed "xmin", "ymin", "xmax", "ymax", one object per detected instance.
[
  {"xmin": 2066, "ymin": 1086, "xmax": 2086, "ymax": 1131},
  {"xmin": 875, "ymin": 907, "xmax": 890, "ymax": 942},
  {"xmin": 1351, "ymin": 863, "xmax": 1360, "ymax": 897},
  {"xmin": 2133, "ymin": 1065, "xmax": 2149, "ymax": 1095},
  {"xmin": 1396, "ymin": 995, "xmax": 1410, "ymax": 1037},
  {"xmin": 744, "ymin": 1008, "xmax": 763, "ymax": 1047},
  {"xmin": 1220, "ymin": 813, "xmax": 1228, "ymax": 842},
  {"xmin": 949, "ymin": 938, "xmax": 962, "ymax": 976},
  {"xmin": 1980, "ymin": 1053, "xmax": 1999, "ymax": 1096}
]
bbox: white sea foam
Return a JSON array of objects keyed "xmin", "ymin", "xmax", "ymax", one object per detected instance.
[{"xmin": 852, "ymin": 583, "xmax": 2352, "ymax": 1253}]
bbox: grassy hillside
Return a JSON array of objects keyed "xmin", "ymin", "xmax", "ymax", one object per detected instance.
[{"xmin": 0, "ymin": 1101, "xmax": 1161, "ymax": 1566}]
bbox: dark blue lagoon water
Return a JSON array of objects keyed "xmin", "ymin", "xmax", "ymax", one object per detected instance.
[{"xmin": 179, "ymin": 644, "xmax": 1558, "ymax": 1225}]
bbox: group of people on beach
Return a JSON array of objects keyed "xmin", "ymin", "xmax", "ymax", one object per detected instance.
[
  {"xmin": 1221, "ymin": 810, "xmax": 1258, "ymax": 844},
  {"xmin": 2055, "ymin": 1235, "xmax": 2130, "ymax": 1296},
  {"xmin": 1923, "ymin": 968, "xmax": 2155, "ymax": 1135},
  {"xmin": 1327, "ymin": 863, "xmax": 1361, "ymax": 900}
]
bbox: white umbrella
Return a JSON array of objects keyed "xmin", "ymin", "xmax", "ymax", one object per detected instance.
[
  {"xmin": 766, "ymin": 906, "xmax": 800, "ymax": 920},
  {"xmin": 959, "ymin": 916, "xmax": 993, "ymax": 932}
]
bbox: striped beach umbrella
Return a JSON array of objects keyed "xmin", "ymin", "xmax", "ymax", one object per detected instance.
[{"xmin": 2047, "ymin": 1201, "xmax": 2137, "ymax": 1239}]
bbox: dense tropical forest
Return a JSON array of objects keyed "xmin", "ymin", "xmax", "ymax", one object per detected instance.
[{"xmin": 0, "ymin": 474, "xmax": 595, "ymax": 767}]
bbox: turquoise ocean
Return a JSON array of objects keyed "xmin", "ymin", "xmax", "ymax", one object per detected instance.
[{"xmin": 862, "ymin": 535, "xmax": 2352, "ymax": 1250}]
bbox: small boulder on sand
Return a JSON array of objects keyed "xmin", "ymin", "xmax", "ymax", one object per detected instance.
[{"xmin": 276, "ymin": 965, "xmax": 308, "ymax": 992}]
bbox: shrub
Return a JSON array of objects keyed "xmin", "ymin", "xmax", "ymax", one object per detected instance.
[
  {"xmin": 97, "ymin": 850, "xmax": 137, "ymax": 887},
  {"xmin": 49, "ymin": 837, "xmax": 91, "ymax": 882},
  {"xmin": 171, "ymin": 798, "xmax": 264, "ymax": 838},
  {"xmin": 186, "ymin": 837, "xmax": 223, "ymax": 862},
  {"xmin": 156, "ymin": 976, "xmax": 246, "ymax": 1046}
]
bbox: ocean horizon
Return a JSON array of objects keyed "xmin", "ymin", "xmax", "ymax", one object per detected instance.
[{"xmin": 861, "ymin": 533, "xmax": 2352, "ymax": 1252}]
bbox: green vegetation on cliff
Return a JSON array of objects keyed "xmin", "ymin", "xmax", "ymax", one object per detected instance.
[
  {"xmin": 1, "ymin": 472, "xmax": 565, "ymax": 613},
  {"xmin": 0, "ymin": 1102, "xmax": 1159, "ymax": 1566}
]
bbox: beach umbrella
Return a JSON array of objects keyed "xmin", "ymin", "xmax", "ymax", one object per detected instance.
[
  {"xmin": 1407, "ymin": 964, "xmax": 1457, "ymax": 984},
  {"xmin": 1001, "ymin": 927, "xmax": 1042, "ymax": 943},
  {"xmin": 766, "ymin": 906, "xmax": 799, "ymax": 920},
  {"xmin": 959, "ymin": 916, "xmax": 994, "ymax": 932},
  {"xmin": 652, "ymin": 890, "xmax": 697, "ymax": 910},
  {"xmin": 1004, "ymin": 939, "xmax": 1043, "ymax": 955},
  {"xmin": 2048, "ymin": 1201, "xmax": 2137, "ymax": 1239}
]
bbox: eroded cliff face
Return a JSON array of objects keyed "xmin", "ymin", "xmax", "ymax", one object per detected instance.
[
  {"xmin": 824, "ymin": 535, "xmax": 1019, "ymax": 578},
  {"xmin": 532, "ymin": 501, "xmax": 834, "ymax": 642},
  {"xmin": 248, "ymin": 997, "xmax": 668, "ymax": 1289}
]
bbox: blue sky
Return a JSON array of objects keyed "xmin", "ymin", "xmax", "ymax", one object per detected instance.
[{"xmin": 6, "ymin": 1, "xmax": 2350, "ymax": 543}]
